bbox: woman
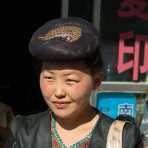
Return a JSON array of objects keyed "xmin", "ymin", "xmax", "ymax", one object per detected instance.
[{"xmin": 6, "ymin": 17, "xmax": 143, "ymax": 148}]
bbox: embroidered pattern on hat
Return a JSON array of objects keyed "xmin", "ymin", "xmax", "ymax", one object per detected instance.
[{"xmin": 38, "ymin": 26, "xmax": 82, "ymax": 43}]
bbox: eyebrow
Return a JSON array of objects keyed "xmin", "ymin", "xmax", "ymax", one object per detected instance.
[
  {"xmin": 47, "ymin": 71, "xmax": 55, "ymax": 74},
  {"xmin": 62, "ymin": 70, "xmax": 79, "ymax": 76},
  {"xmin": 43, "ymin": 71, "xmax": 55, "ymax": 75},
  {"xmin": 46, "ymin": 70, "xmax": 78, "ymax": 76},
  {"xmin": 62, "ymin": 73, "xmax": 76, "ymax": 76}
]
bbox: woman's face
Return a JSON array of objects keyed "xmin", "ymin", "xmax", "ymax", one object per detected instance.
[{"xmin": 40, "ymin": 62, "xmax": 100, "ymax": 119}]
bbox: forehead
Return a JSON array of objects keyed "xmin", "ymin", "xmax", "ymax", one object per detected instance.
[{"xmin": 41, "ymin": 61, "xmax": 91, "ymax": 74}]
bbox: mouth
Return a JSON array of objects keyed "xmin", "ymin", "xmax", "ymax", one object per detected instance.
[{"xmin": 52, "ymin": 101, "xmax": 71, "ymax": 109}]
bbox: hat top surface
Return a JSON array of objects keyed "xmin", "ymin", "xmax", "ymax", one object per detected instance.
[
  {"xmin": 38, "ymin": 25, "xmax": 82, "ymax": 43},
  {"xmin": 29, "ymin": 17, "xmax": 101, "ymax": 62}
]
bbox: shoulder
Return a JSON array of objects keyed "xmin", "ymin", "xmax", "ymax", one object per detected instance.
[
  {"xmin": 10, "ymin": 110, "xmax": 50, "ymax": 136},
  {"xmin": 98, "ymin": 111, "xmax": 114, "ymax": 127},
  {"xmin": 94, "ymin": 110, "xmax": 114, "ymax": 135},
  {"xmin": 117, "ymin": 115, "xmax": 144, "ymax": 148},
  {"xmin": 6, "ymin": 110, "xmax": 52, "ymax": 147},
  {"xmin": 90, "ymin": 110, "xmax": 114, "ymax": 147}
]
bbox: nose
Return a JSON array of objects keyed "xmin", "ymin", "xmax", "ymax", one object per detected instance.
[{"xmin": 54, "ymin": 82, "xmax": 66, "ymax": 99}]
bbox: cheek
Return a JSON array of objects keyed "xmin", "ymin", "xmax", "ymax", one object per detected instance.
[
  {"xmin": 68, "ymin": 81, "xmax": 93, "ymax": 101},
  {"xmin": 39, "ymin": 79, "xmax": 53, "ymax": 98}
]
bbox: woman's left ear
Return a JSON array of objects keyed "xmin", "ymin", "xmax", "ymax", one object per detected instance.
[{"xmin": 93, "ymin": 73, "xmax": 102, "ymax": 90}]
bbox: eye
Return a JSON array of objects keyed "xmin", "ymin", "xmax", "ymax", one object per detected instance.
[
  {"xmin": 43, "ymin": 76, "xmax": 54, "ymax": 80},
  {"xmin": 66, "ymin": 79, "xmax": 80, "ymax": 85}
]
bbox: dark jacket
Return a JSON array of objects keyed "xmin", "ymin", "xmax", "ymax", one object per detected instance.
[{"xmin": 5, "ymin": 110, "xmax": 143, "ymax": 148}]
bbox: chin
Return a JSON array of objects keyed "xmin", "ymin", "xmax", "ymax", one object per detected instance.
[{"xmin": 53, "ymin": 109, "xmax": 76, "ymax": 119}]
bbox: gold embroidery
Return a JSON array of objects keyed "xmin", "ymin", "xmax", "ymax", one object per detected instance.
[{"xmin": 38, "ymin": 26, "xmax": 81, "ymax": 43}]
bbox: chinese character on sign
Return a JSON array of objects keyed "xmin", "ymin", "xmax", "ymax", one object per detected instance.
[
  {"xmin": 118, "ymin": 0, "xmax": 148, "ymax": 20},
  {"xmin": 117, "ymin": 31, "xmax": 148, "ymax": 81}
]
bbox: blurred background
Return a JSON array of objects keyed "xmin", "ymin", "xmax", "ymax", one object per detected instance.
[{"xmin": 0, "ymin": 0, "xmax": 61, "ymax": 115}]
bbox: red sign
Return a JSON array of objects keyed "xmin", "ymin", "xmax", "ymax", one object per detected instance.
[
  {"xmin": 117, "ymin": 0, "xmax": 148, "ymax": 80},
  {"xmin": 118, "ymin": 0, "xmax": 148, "ymax": 20},
  {"xmin": 117, "ymin": 31, "xmax": 148, "ymax": 80}
]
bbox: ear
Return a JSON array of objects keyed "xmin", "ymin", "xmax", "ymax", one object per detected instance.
[{"xmin": 93, "ymin": 72, "xmax": 103, "ymax": 90}]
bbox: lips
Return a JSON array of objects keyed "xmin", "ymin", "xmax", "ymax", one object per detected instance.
[{"xmin": 52, "ymin": 101, "xmax": 71, "ymax": 109}]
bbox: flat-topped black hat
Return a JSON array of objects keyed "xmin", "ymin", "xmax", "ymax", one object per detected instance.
[{"xmin": 29, "ymin": 17, "xmax": 103, "ymax": 69}]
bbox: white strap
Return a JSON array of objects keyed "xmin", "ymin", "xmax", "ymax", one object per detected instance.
[{"xmin": 106, "ymin": 120, "xmax": 129, "ymax": 148}]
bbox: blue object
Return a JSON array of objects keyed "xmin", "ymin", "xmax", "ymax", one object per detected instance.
[{"xmin": 96, "ymin": 92, "xmax": 137, "ymax": 119}]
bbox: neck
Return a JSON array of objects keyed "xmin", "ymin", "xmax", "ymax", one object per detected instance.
[{"xmin": 55, "ymin": 106, "xmax": 97, "ymax": 130}]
